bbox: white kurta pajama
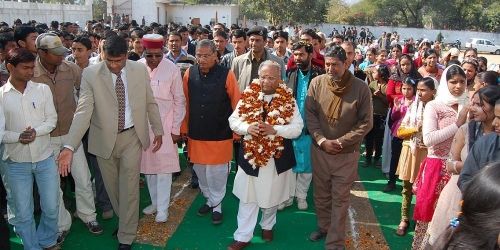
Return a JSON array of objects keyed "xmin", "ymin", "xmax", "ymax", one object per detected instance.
[
  {"xmin": 229, "ymin": 94, "xmax": 303, "ymax": 242},
  {"xmin": 138, "ymin": 58, "xmax": 186, "ymax": 217}
]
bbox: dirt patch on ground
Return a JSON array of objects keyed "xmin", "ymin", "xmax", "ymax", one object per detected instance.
[
  {"xmin": 345, "ymin": 181, "xmax": 389, "ymax": 250},
  {"xmin": 136, "ymin": 166, "xmax": 199, "ymax": 246}
]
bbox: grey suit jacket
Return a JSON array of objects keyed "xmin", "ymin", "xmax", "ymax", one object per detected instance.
[{"xmin": 65, "ymin": 60, "xmax": 164, "ymax": 159}]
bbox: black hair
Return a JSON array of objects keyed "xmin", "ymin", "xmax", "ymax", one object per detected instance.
[
  {"xmin": 422, "ymin": 48, "xmax": 437, "ymax": 59},
  {"xmin": 230, "ymin": 29, "xmax": 246, "ymax": 40},
  {"xmin": 324, "ymin": 46, "xmax": 347, "ymax": 63},
  {"xmin": 5, "ymin": 47, "xmax": 36, "ymax": 67},
  {"xmin": 476, "ymin": 71, "xmax": 499, "ymax": 86},
  {"xmin": 0, "ymin": 32, "xmax": 15, "ymax": 50},
  {"xmin": 332, "ymin": 34, "xmax": 344, "ymax": 42},
  {"xmin": 50, "ymin": 20, "xmax": 59, "ymax": 29},
  {"xmin": 213, "ymin": 30, "xmax": 228, "ymax": 40},
  {"xmin": 196, "ymin": 27, "xmax": 210, "ymax": 35},
  {"xmin": 403, "ymin": 77, "xmax": 418, "ymax": 93},
  {"xmin": 153, "ymin": 27, "xmax": 167, "ymax": 36},
  {"xmin": 168, "ymin": 31, "xmax": 182, "ymax": 40},
  {"xmin": 129, "ymin": 29, "xmax": 144, "ymax": 39},
  {"xmin": 376, "ymin": 64, "xmax": 390, "ymax": 82},
  {"xmin": 447, "ymin": 59, "xmax": 461, "ymax": 67},
  {"xmin": 291, "ymin": 41, "xmax": 313, "ymax": 54},
  {"xmin": 177, "ymin": 26, "xmax": 188, "ymax": 33},
  {"xmin": 468, "ymin": 85, "xmax": 500, "ymax": 149},
  {"xmin": 366, "ymin": 47, "xmax": 377, "ymax": 55},
  {"xmin": 464, "ymin": 47, "xmax": 478, "ymax": 57},
  {"xmin": 273, "ymin": 31, "xmax": 289, "ymax": 41},
  {"xmin": 438, "ymin": 162, "xmax": 500, "ymax": 249},
  {"xmin": 391, "ymin": 44, "xmax": 402, "ymax": 51},
  {"xmin": 301, "ymin": 29, "xmax": 320, "ymax": 41},
  {"xmin": 446, "ymin": 65, "xmax": 466, "ymax": 81},
  {"xmin": 398, "ymin": 54, "xmax": 422, "ymax": 79},
  {"xmin": 117, "ymin": 31, "xmax": 129, "ymax": 39},
  {"xmin": 418, "ymin": 77, "xmax": 437, "ymax": 91},
  {"xmin": 13, "ymin": 25, "xmax": 37, "ymax": 45},
  {"xmin": 127, "ymin": 51, "xmax": 140, "ymax": 61},
  {"xmin": 73, "ymin": 36, "xmax": 92, "ymax": 50},
  {"xmin": 103, "ymin": 35, "xmax": 128, "ymax": 57}
]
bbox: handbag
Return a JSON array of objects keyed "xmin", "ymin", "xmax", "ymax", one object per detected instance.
[{"xmin": 396, "ymin": 125, "xmax": 418, "ymax": 139}]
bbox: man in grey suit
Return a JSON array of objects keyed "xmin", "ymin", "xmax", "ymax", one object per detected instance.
[{"xmin": 57, "ymin": 35, "xmax": 164, "ymax": 250}]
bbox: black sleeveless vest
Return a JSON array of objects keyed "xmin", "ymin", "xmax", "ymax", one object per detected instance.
[
  {"xmin": 188, "ymin": 65, "xmax": 233, "ymax": 141},
  {"xmin": 237, "ymin": 138, "xmax": 296, "ymax": 177}
]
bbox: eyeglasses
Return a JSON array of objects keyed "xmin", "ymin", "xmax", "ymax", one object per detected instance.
[
  {"xmin": 196, "ymin": 53, "xmax": 214, "ymax": 59},
  {"xmin": 145, "ymin": 54, "xmax": 163, "ymax": 58},
  {"xmin": 259, "ymin": 76, "xmax": 278, "ymax": 82}
]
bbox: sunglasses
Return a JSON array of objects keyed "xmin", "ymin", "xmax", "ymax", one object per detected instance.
[{"xmin": 145, "ymin": 54, "xmax": 163, "ymax": 58}]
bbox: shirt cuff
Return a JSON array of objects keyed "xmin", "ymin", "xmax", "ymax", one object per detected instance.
[
  {"xmin": 63, "ymin": 145, "xmax": 75, "ymax": 152},
  {"xmin": 317, "ymin": 138, "xmax": 327, "ymax": 147}
]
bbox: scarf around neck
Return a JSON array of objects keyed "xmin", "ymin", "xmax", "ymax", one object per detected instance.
[{"xmin": 326, "ymin": 70, "xmax": 353, "ymax": 123}]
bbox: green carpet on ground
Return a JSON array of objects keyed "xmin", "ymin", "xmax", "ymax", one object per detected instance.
[
  {"xmin": 357, "ymin": 156, "xmax": 416, "ymax": 250},
  {"xmin": 167, "ymin": 165, "xmax": 322, "ymax": 250},
  {"xmin": 8, "ymin": 153, "xmax": 416, "ymax": 249}
]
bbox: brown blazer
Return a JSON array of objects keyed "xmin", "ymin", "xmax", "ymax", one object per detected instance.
[{"xmin": 65, "ymin": 60, "xmax": 164, "ymax": 159}]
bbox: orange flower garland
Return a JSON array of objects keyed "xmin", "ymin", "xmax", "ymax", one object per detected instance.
[{"xmin": 238, "ymin": 80, "xmax": 295, "ymax": 168}]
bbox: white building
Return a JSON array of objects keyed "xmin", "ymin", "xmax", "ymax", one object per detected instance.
[
  {"xmin": 0, "ymin": 0, "xmax": 92, "ymax": 26},
  {"xmin": 107, "ymin": 0, "xmax": 240, "ymax": 26}
]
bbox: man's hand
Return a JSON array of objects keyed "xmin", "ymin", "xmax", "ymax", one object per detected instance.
[
  {"xmin": 258, "ymin": 122, "xmax": 277, "ymax": 136},
  {"xmin": 180, "ymin": 133, "xmax": 188, "ymax": 141},
  {"xmin": 171, "ymin": 134, "xmax": 181, "ymax": 143},
  {"xmin": 58, "ymin": 148, "xmax": 73, "ymax": 177},
  {"xmin": 19, "ymin": 127, "xmax": 36, "ymax": 144},
  {"xmin": 247, "ymin": 125, "xmax": 260, "ymax": 137},
  {"xmin": 152, "ymin": 135, "xmax": 163, "ymax": 153},
  {"xmin": 320, "ymin": 140, "xmax": 342, "ymax": 155}
]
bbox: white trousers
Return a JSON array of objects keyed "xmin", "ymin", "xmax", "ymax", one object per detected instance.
[
  {"xmin": 145, "ymin": 173, "xmax": 172, "ymax": 213},
  {"xmin": 193, "ymin": 163, "xmax": 229, "ymax": 213},
  {"xmin": 51, "ymin": 135, "xmax": 97, "ymax": 231},
  {"xmin": 288, "ymin": 172, "xmax": 313, "ymax": 199},
  {"xmin": 233, "ymin": 201, "xmax": 278, "ymax": 242}
]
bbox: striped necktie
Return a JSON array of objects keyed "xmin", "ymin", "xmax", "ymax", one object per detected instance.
[{"xmin": 115, "ymin": 72, "xmax": 125, "ymax": 131}]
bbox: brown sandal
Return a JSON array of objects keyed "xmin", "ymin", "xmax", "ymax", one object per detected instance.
[{"xmin": 395, "ymin": 221, "xmax": 409, "ymax": 236}]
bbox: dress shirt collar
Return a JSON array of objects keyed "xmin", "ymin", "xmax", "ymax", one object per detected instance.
[{"xmin": 3, "ymin": 80, "xmax": 35, "ymax": 94}]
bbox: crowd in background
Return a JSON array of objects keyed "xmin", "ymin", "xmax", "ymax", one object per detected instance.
[{"xmin": 0, "ymin": 17, "xmax": 499, "ymax": 250}]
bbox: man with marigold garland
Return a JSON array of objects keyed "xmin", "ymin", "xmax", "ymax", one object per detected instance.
[
  {"xmin": 227, "ymin": 60, "xmax": 304, "ymax": 250},
  {"xmin": 180, "ymin": 39, "xmax": 240, "ymax": 225}
]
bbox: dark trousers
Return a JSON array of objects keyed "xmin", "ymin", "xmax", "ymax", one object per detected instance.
[
  {"xmin": 83, "ymin": 132, "xmax": 112, "ymax": 212},
  {"xmin": 364, "ymin": 114, "xmax": 386, "ymax": 161},
  {"xmin": 389, "ymin": 137, "xmax": 403, "ymax": 184}
]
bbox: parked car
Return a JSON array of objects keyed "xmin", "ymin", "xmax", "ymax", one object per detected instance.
[{"xmin": 465, "ymin": 38, "xmax": 500, "ymax": 55}]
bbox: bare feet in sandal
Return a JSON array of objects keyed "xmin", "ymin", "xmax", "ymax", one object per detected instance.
[{"xmin": 396, "ymin": 220, "xmax": 409, "ymax": 236}]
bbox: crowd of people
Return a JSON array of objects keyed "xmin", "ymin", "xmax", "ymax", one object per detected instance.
[{"xmin": 0, "ymin": 17, "xmax": 499, "ymax": 250}]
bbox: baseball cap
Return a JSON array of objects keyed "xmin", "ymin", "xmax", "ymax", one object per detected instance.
[
  {"xmin": 449, "ymin": 47, "xmax": 460, "ymax": 57},
  {"xmin": 35, "ymin": 33, "xmax": 70, "ymax": 56}
]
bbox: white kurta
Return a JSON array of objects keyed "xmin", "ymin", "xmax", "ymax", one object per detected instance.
[{"xmin": 228, "ymin": 94, "xmax": 304, "ymax": 208}]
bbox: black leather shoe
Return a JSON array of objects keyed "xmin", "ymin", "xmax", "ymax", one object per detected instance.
[
  {"xmin": 309, "ymin": 229, "xmax": 327, "ymax": 241},
  {"xmin": 118, "ymin": 243, "xmax": 131, "ymax": 250},
  {"xmin": 197, "ymin": 204, "xmax": 212, "ymax": 216},
  {"xmin": 212, "ymin": 211, "xmax": 223, "ymax": 225}
]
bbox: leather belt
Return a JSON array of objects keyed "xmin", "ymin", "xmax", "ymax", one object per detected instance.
[{"xmin": 118, "ymin": 126, "xmax": 134, "ymax": 134}]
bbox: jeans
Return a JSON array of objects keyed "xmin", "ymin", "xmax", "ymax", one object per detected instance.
[{"xmin": 0, "ymin": 156, "xmax": 59, "ymax": 250}]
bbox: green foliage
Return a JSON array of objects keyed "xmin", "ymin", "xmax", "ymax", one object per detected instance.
[
  {"xmin": 240, "ymin": 0, "xmax": 328, "ymax": 25},
  {"xmin": 325, "ymin": 0, "xmax": 499, "ymax": 32},
  {"xmin": 92, "ymin": 0, "xmax": 106, "ymax": 20}
]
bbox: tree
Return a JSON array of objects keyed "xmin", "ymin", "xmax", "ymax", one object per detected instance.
[
  {"xmin": 240, "ymin": 0, "xmax": 328, "ymax": 25},
  {"xmin": 92, "ymin": 0, "xmax": 106, "ymax": 20}
]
